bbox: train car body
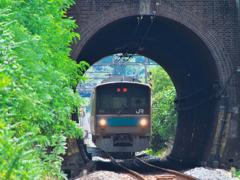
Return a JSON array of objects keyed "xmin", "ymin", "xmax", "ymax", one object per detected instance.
[{"xmin": 90, "ymin": 77, "xmax": 152, "ymax": 153}]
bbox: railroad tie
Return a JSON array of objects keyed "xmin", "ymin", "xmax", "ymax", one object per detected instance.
[{"xmin": 156, "ymin": 175, "xmax": 176, "ymax": 180}]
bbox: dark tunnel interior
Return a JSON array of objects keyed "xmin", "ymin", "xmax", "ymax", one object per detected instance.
[{"xmin": 76, "ymin": 15, "xmax": 220, "ymax": 164}]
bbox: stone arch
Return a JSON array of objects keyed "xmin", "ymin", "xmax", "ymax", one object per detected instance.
[
  {"xmin": 70, "ymin": 1, "xmax": 237, "ymax": 166},
  {"xmin": 71, "ymin": 2, "xmax": 233, "ymax": 82}
]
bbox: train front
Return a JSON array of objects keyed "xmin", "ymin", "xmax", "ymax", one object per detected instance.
[{"xmin": 93, "ymin": 82, "xmax": 151, "ymax": 152}]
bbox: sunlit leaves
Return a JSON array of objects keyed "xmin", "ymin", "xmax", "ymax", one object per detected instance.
[
  {"xmin": 151, "ymin": 66, "xmax": 174, "ymax": 94},
  {"xmin": 0, "ymin": 0, "xmax": 87, "ymax": 179},
  {"xmin": 150, "ymin": 66, "xmax": 177, "ymax": 152},
  {"xmin": 152, "ymin": 88, "xmax": 177, "ymax": 140}
]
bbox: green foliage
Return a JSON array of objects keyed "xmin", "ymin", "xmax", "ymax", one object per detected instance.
[
  {"xmin": 0, "ymin": 1, "xmax": 88, "ymax": 179},
  {"xmin": 150, "ymin": 66, "xmax": 177, "ymax": 152},
  {"xmin": 233, "ymin": 168, "xmax": 240, "ymax": 178},
  {"xmin": 150, "ymin": 132, "xmax": 168, "ymax": 152},
  {"xmin": 144, "ymin": 148, "xmax": 163, "ymax": 156},
  {"xmin": 151, "ymin": 66, "xmax": 174, "ymax": 93},
  {"xmin": 152, "ymin": 88, "xmax": 177, "ymax": 140},
  {"xmin": 0, "ymin": 121, "xmax": 41, "ymax": 179}
]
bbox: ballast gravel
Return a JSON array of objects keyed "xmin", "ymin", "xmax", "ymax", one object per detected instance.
[
  {"xmin": 75, "ymin": 168, "xmax": 240, "ymax": 180},
  {"xmin": 183, "ymin": 167, "xmax": 239, "ymax": 180},
  {"xmin": 82, "ymin": 145, "xmax": 240, "ymax": 179},
  {"xmin": 75, "ymin": 170, "xmax": 135, "ymax": 180}
]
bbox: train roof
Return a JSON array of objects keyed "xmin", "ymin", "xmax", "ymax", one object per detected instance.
[
  {"xmin": 95, "ymin": 76, "xmax": 151, "ymax": 89},
  {"xmin": 101, "ymin": 75, "xmax": 141, "ymax": 83}
]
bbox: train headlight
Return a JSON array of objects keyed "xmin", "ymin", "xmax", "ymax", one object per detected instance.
[
  {"xmin": 100, "ymin": 119, "xmax": 106, "ymax": 126},
  {"xmin": 140, "ymin": 119, "xmax": 147, "ymax": 126}
]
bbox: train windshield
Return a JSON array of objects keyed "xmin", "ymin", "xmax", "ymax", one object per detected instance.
[{"xmin": 97, "ymin": 84, "xmax": 150, "ymax": 114}]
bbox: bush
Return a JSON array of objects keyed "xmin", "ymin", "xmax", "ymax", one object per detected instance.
[
  {"xmin": 0, "ymin": 1, "xmax": 88, "ymax": 179},
  {"xmin": 150, "ymin": 66, "xmax": 177, "ymax": 152},
  {"xmin": 152, "ymin": 88, "xmax": 177, "ymax": 141}
]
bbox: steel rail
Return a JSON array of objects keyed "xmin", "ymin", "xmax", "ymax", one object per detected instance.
[
  {"xmin": 105, "ymin": 152, "xmax": 147, "ymax": 180},
  {"xmin": 77, "ymin": 138, "xmax": 91, "ymax": 164},
  {"xmin": 132, "ymin": 156, "xmax": 198, "ymax": 180}
]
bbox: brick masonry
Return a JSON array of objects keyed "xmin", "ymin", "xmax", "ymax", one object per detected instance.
[{"xmin": 68, "ymin": 0, "xmax": 240, "ymax": 168}]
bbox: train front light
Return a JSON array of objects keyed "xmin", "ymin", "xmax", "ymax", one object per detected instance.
[
  {"xmin": 140, "ymin": 119, "xmax": 147, "ymax": 126},
  {"xmin": 100, "ymin": 119, "xmax": 106, "ymax": 126}
]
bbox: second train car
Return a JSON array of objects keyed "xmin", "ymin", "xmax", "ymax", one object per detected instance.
[{"xmin": 90, "ymin": 76, "xmax": 152, "ymax": 153}]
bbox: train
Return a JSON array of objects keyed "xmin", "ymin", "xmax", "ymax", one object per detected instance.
[{"xmin": 90, "ymin": 76, "xmax": 152, "ymax": 153}]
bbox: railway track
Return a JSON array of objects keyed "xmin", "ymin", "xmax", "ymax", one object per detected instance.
[
  {"xmin": 105, "ymin": 152, "xmax": 198, "ymax": 180},
  {"xmin": 132, "ymin": 155, "xmax": 198, "ymax": 180},
  {"xmin": 105, "ymin": 152, "xmax": 146, "ymax": 180}
]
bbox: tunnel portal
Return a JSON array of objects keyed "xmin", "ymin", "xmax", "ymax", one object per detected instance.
[{"xmin": 69, "ymin": 1, "xmax": 239, "ymax": 168}]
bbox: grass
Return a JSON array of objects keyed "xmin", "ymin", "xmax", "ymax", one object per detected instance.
[{"xmin": 144, "ymin": 139, "xmax": 174, "ymax": 159}]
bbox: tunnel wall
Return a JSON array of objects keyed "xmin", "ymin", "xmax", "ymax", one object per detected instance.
[{"xmin": 68, "ymin": 0, "xmax": 240, "ymax": 168}]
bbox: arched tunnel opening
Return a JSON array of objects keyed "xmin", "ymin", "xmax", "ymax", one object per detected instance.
[
  {"xmin": 80, "ymin": 53, "xmax": 178, "ymax": 156},
  {"xmin": 76, "ymin": 15, "xmax": 220, "ymax": 165}
]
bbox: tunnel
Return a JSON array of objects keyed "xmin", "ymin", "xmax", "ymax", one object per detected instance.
[{"xmin": 75, "ymin": 15, "xmax": 221, "ymax": 166}]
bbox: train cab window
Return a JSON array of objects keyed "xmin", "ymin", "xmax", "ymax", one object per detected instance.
[
  {"xmin": 96, "ymin": 83, "xmax": 150, "ymax": 114},
  {"xmin": 98, "ymin": 96, "xmax": 109, "ymax": 112},
  {"xmin": 113, "ymin": 97, "xmax": 127, "ymax": 108}
]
